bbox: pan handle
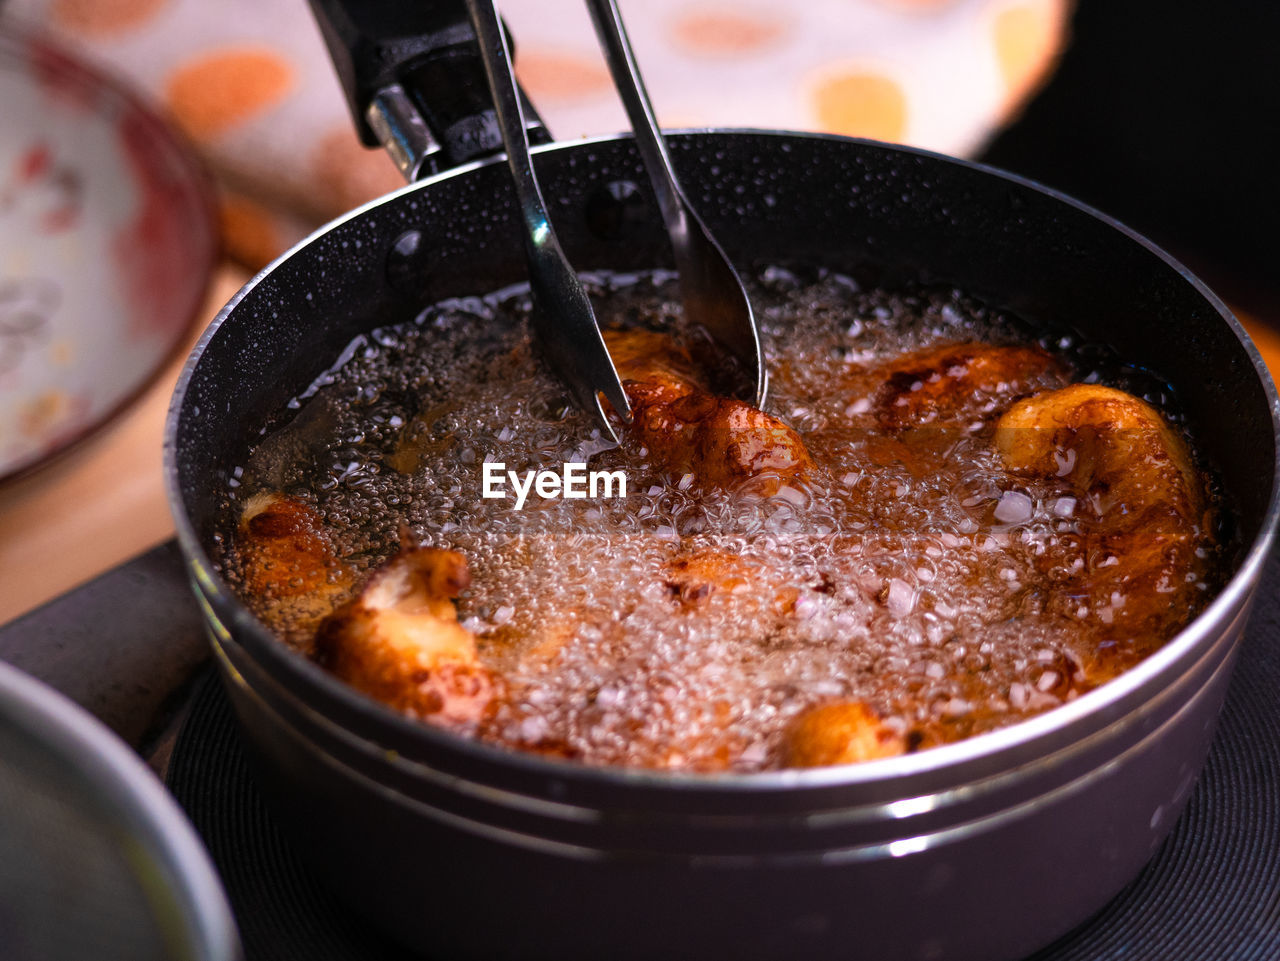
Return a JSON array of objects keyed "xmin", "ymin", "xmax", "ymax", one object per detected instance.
[{"xmin": 307, "ymin": 0, "xmax": 550, "ymax": 180}]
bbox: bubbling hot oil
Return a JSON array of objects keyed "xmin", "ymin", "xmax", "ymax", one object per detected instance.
[{"xmin": 221, "ymin": 267, "xmax": 1220, "ymax": 772}]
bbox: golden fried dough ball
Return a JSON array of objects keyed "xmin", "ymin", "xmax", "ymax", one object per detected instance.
[
  {"xmin": 872, "ymin": 342, "xmax": 1065, "ymax": 430},
  {"xmin": 238, "ymin": 492, "xmax": 345, "ymax": 595},
  {"xmin": 632, "ymin": 392, "xmax": 815, "ymax": 486},
  {"xmin": 782, "ymin": 701, "xmax": 907, "ymax": 767},
  {"xmin": 236, "ymin": 492, "xmax": 354, "ymax": 641},
  {"xmin": 603, "ymin": 328, "xmax": 814, "ymax": 489},
  {"xmin": 662, "ymin": 548, "xmax": 799, "ymax": 614},
  {"xmin": 995, "ymin": 383, "xmax": 1208, "ymax": 644},
  {"xmin": 994, "ymin": 383, "xmax": 1203, "ymax": 522},
  {"xmin": 604, "ymin": 327, "xmax": 704, "ymax": 400},
  {"xmin": 315, "ymin": 547, "xmax": 499, "ymax": 725}
]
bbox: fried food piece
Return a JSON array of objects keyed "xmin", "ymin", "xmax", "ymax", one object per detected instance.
[
  {"xmin": 663, "ymin": 549, "xmax": 754, "ymax": 606},
  {"xmin": 237, "ymin": 492, "xmax": 343, "ymax": 596},
  {"xmin": 662, "ymin": 548, "xmax": 800, "ymax": 614},
  {"xmin": 315, "ymin": 547, "xmax": 499, "ymax": 725},
  {"xmin": 518, "ymin": 616, "xmax": 581, "ymax": 667},
  {"xmin": 871, "ymin": 342, "xmax": 1065, "ymax": 430},
  {"xmin": 995, "ymin": 383, "xmax": 1203, "ymax": 521},
  {"xmin": 782, "ymin": 701, "xmax": 907, "ymax": 767},
  {"xmin": 604, "ymin": 327, "xmax": 704, "ymax": 401},
  {"xmin": 995, "ymin": 383, "xmax": 1207, "ymax": 641},
  {"xmin": 604, "ymin": 328, "xmax": 814, "ymax": 489},
  {"xmin": 236, "ymin": 492, "xmax": 354, "ymax": 640}
]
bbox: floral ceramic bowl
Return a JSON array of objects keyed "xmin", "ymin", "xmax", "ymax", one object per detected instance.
[{"xmin": 0, "ymin": 26, "xmax": 217, "ymax": 480}]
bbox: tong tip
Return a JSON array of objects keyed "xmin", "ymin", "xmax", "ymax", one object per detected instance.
[{"xmin": 592, "ymin": 391, "xmax": 626, "ymax": 445}]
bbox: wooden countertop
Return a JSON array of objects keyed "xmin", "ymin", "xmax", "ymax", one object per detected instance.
[{"xmin": 1, "ymin": 275, "xmax": 1276, "ymax": 626}]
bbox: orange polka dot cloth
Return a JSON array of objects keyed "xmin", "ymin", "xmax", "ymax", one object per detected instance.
[{"xmin": 5, "ymin": 0, "xmax": 1072, "ymax": 269}]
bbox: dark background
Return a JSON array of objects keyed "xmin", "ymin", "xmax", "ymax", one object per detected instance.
[{"xmin": 979, "ymin": 0, "xmax": 1279, "ymax": 319}]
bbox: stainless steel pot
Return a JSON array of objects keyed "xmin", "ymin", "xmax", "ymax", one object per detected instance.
[
  {"xmin": 0, "ymin": 660, "xmax": 240, "ymax": 961},
  {"xmin": 165, "ymin": 121, "xmax": 1280, "ymax": 960}
]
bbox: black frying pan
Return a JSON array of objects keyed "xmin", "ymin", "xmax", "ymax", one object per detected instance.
[{"xmin": 164, "ymin": 3, "xmax": 1280, "ymax": 959}]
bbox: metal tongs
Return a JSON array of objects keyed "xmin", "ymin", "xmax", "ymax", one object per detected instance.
[
  {"xmin": 585, "ymin": 0, "xmax": 766, "ymax": 408},
  {"xmin": 466, "ymin": 0, "xmax": 766, "ymax": 440}
]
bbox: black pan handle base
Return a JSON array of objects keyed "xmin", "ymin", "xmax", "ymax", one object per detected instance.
[{"xmin": 308, "ymin": 0, "xmax": 550, "ymax": 179}]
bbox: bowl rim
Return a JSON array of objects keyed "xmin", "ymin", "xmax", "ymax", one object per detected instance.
[
  {"xmin": 0, "ymin": 658, "xmax": 240, "ymax": 959},
  {"xmin": 0, "ymin": 22, "xmax": 220, "ymax": 484}
]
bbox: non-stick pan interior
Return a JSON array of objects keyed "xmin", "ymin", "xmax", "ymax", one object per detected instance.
[{"xmin": 172, "ymin": 129, "xmax": 1274, "ymax": 574}]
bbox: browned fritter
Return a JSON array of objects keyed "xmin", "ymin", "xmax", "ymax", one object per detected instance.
[
  {"xmin": 235, "ymin": 492, "xmax": 354, "ymax": 641},
  {"xmin": 315, "ymin": 547, "xmax": 500, "ymax": 725},
  {"xmin": 604, "ymin": 327, "xmax": 704, "ymax": 401},
  {"xmin": 870, "ymin": 342, "xmax": 1066, "ymax": 430},
  {"xmin": 782, "ymin": 701, "xmax": 907, "ymax": 767},
  {"xmin": 604, "ymin": 328, "xmax": 814, "ymax": 489},
  {"xmin": 995, "ymin": 383, "xmax": 1208, "ymax": 652},
  {"xmin": 661, "ymin": 547, "xmax": 800, "ymax": 614},
  {"xmin": 237, "ymin": 492, "xmax": 344, "ymax": 596}
]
